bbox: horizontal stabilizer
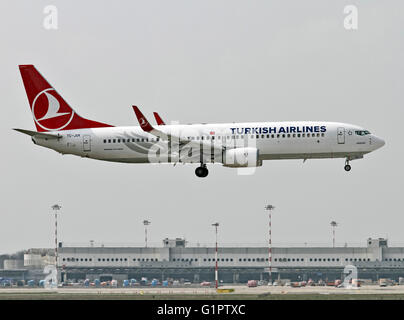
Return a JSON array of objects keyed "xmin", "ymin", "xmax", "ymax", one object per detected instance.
[{"xmin": 13, "ymin": 128, "xmax": 61, "ymax": 139}]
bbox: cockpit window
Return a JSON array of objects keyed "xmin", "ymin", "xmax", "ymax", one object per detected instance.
[{"xmin": 355, "ymin": 130, "xmax": 371, "ymax": 136}]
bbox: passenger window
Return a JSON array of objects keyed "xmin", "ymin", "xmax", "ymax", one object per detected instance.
[
  {"xmin": 103, "ymin": 139, "xmax": 106, "ymax": 143},
  {"xmin": 113, "ymin": 139, "xmax": 116, "ymax": 143}
]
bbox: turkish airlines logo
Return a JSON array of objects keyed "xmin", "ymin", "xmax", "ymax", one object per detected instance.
[
  {"xmin": 32, "ymin": 88, "xmax": 74, "ymax": 131},
  {"xmin": 139, "ymin": 118, "xmax": 147, "ymax": 127}
]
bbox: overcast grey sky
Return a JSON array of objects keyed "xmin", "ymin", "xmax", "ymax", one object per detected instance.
[{"xmin": 0, "ymin": 1, "xmax": 402, "ymax": 254}]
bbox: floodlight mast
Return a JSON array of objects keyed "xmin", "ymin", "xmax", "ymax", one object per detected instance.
[
  {"xmin": 212, "ymin": 222, "xmax": 219, "ymax": 289},
  {"xmin": 51, "ymin": 204, "xmax": 62, "ymax": 284},
  {"xmin": 331, "ymin": 221, "xmax": 338, "ymax": 248},
  {"xmin": 265, "ymin": 204, "xmax": 275, "ymax": 283}
]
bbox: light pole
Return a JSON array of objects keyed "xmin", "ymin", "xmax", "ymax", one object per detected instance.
[
  {"xmin": 212, "ymin": 222, "xmax": 219, "ymax": 289},
  {"xmin": 331, "ymin": 221, "xmax": 338, "ymax": 248},
  {"xmin": 265, "ymin": 204, "xmax": 275, "ymax": 283},
  {"xmin": 51, "ymin": 204, "xmax": 61, "ymax": 268},
  {"xmin": 143, "ymin": 220, "xmax": 151, "ymax": 248}
]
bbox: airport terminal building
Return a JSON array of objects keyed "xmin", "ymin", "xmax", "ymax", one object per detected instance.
[
  {"xmin": 2, "ymin": 237, "xmax": 404, "ymax": 283},
  {"xmin": 53, "ymin": 237, "xmax": 404, "ymax": 283}
]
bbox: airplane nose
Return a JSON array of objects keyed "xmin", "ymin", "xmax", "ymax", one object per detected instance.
[{"xmin": 372, "ymin": 136, "xmax": 385, "ymax": 149}]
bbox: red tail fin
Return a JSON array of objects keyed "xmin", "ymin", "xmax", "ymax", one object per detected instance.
[{"xmin": 19, "ymin": 65, "xmax": 113, "ymax": 132}]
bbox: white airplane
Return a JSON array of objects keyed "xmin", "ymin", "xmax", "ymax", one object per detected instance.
[{"xmin": 15, "ymin": 65, "xmax": 385, "ymax": 177}]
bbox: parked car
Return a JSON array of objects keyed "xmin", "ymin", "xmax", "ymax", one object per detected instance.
[
  {"xmin": 247, "ymin": 280, "xmax": 258, "ymax": 287},
  {"xmin": 200, "ymin": 281, "xmax": 211, "ymax": 287}
]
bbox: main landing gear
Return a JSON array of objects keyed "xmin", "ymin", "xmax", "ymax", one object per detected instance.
[
  {"xmin": 195, "ymin": 165, "xmax": 209, "ymax": 178},
  {"xmin": 344, "ymin": 159, "xmax": 352, "ymax": 172}
]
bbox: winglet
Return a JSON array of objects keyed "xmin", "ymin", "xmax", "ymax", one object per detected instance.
[
  {"xmin": 132, "ymin": 106, "xmax": 154, "ymax": 132},
  {"xmin": 153, "ymin": 112, "xmax": 166, "ymax": 125}
]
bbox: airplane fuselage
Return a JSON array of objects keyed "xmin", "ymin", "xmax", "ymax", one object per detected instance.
[{"xmin": 32, "ymin": 121, "xmax": 385, "ymax": 166}]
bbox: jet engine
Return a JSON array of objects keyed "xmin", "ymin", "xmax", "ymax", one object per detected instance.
[{"xmin": 222, "ymin": 147, "xmax": 262, "ymax": 167}]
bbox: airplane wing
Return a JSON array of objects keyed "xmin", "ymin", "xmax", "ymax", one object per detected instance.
[
  {"xmin": 13, "ymin": 128, "xmax": 61, "ymax": 139},
  {"xmin": 153, "ymin": 112, "xmax": 166, "ymax": 125},
  {"xmin": 132, "ymin": 106, "xmax": 223, "ymax": 151}
]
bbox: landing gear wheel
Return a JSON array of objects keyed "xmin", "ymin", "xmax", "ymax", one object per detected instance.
[
  {"xmin": 344, "ymin": 164, "xmax": 351, "ymax": 172},
  {"xmin": 195, "ymin": 166, "xmax": 209, "ymax": 178}
]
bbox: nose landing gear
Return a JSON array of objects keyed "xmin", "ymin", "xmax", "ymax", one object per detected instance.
[
  {"xmin": 195, "ymin": 164, "xmax": 209, "ymax": 178},
  {"xmin": 344, "ymin": 159, "xmax": 351, "ymax": 172}
]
